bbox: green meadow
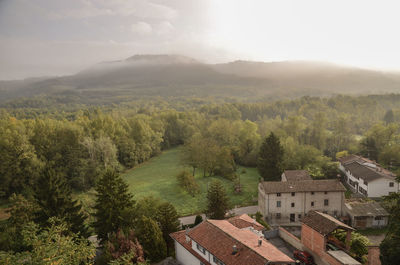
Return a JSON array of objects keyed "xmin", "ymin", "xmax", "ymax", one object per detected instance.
[{"xmin": 122, "ymin": 147, "xmax": 260, "ymax": 216}]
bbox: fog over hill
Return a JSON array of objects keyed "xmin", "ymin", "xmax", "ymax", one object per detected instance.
[{"xmin": 1, "ymin": 54, "xmax": 400, "ymax": 106}]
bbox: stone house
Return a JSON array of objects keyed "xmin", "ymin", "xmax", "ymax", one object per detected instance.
[{"xmin": 258, "ymin": 179, "xmax": 346, "ymax": 225}]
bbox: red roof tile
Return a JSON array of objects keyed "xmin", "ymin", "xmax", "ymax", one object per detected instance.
[
  {"xmin": 227, "ymin": 214, "xmax": 265, "ymax": 231},
  {"xmin": 175, "ymin": 219, "xmax": 293, "ymax": 265}
]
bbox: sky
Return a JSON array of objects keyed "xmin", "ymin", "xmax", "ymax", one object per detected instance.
[{"xmin": 1, "ymin": 0, "xmax": 400, "ymax": 80}]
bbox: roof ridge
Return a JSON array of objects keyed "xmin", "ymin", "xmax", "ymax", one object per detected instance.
[{"xmin": 205, "ymin": 219, "xmax": 276, "ymax": 262}]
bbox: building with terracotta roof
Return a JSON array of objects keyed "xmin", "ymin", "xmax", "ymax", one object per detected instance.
[
  {"xmin": 170, "ymin": 214, "xmax": 295, "ymax": 265},
  {"xmin": 281, "ymin": 170, "xmax": 312, "ymax": 182},
  {"xmin": 338, "ymin": 154, "xmax": 399, "ymax": 197},
  {"xmin": 258, "ymin": 179, "xmax": 346, "ymax": 225},
  {"xmin": 301, "ymin": 211, "xmax": 361, "ymax": 265}
]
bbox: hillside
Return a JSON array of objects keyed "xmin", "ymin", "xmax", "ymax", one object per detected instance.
[{"xmin": 1, "ymin": 54, "xmax": 400, "ymax": 107}]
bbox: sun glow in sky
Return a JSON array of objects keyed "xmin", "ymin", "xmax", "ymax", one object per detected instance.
[
  {"xmin": 207, "ymin": 0, "xmax": 400, "ymax": 69},
  {"xmin": 1, "ymin": 0, "xmax": 400, "ymax": 79}
]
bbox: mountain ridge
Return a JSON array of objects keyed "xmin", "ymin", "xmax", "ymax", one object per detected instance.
[{"xmin": 1, "ymin": 54, "xmax": 400, "ymax": 106}]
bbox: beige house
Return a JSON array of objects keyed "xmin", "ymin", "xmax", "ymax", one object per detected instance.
[{"xmin": 258, "ymin": 179, "xmax": 346, "ymax": 225}]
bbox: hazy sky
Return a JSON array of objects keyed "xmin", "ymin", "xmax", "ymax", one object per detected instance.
[{"xmin": 1, "ymin": 0, "xmax": 400, "ymax": 80}]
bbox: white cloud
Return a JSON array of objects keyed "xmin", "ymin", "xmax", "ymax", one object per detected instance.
[
  {"xmin": 131, "ymin": 21, "xmax": 153, "ymax": 34},
  {"xmin": 47, "ymin": 0, "xmax": 177, "ymax": 20},
  {"xmin": 156, "ymin": 21, "xmax": 174, "ymax": 35}
]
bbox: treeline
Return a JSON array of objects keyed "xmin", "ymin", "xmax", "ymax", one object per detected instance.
[{"xmin": 2, "ymin": 94, "xmax": 400, "ymax": 198}]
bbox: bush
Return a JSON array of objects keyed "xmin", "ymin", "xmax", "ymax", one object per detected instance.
[
  {"xmin": 255, "ymin": 211, "xmax": 271, "ymax": 230},
  {"xmin": 194, "ymin": 215, "xmax": 203, "ymax": 226},
  {"xmin": 176, "ymin": 171, "xmax": 199, "ymax": 196}
]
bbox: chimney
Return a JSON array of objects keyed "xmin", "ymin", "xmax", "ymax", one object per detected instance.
[
  {"xmin": 232, "ymin": 245, "xmax": 238, "ymax": 255},
  {"xmin": 185, "ymin": 227, "xmax": 190, "ymax": 243},
  {"xmin": 258, "ymin": 238, "xmax": 262, "ymax": 247}
]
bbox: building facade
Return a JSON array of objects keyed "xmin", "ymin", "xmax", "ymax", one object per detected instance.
[
  {"xmin": 301, "ymin": 211, "xmax": 361, "ymax": 265},
  {"xmin": 344, "ymin": 200, "xmax": 389, "ymax": 229},
  {"xmin": 258, "ymin": 179, "xmax": 346, "ymax": 225},
  {"xmin": 339, "ymin": 155, "xmax": 399, "ymax": 197}
]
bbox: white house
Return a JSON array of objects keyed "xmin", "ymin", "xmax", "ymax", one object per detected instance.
[
  {"xmin": 338, "ymin": 155, "xmax": 399, "ymax": 197},
  {"xmin": 170, "ymin": 214, "xmax": 294, "ymax": 265},
  {"xmin": 258, "ymin": 179, "xmax": 346, "ymax": 225}
]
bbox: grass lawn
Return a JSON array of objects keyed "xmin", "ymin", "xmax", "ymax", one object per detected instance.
[{"xmin": 122, "ymin": 147, "xmax": 260, "ymax": 216}]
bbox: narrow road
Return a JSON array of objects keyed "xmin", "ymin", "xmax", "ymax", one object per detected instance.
[{"xmin": 179, "ymin": 205, "xmax": 259, "ymax": 226}]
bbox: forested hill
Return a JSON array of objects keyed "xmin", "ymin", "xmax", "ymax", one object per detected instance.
[{"xmin": 1, "ymin": 54, "xmax": 400, "ymax": 107}]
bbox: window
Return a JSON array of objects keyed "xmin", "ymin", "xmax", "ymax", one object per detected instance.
[
  {"xmin": 276, "ymin": 213, "xmax": 281, "ymax": 219},
  {"xmin": 291, "ymin": 202, "xmax": 295, "ymax": 207},
  {"xmin": 298, "ymin": 214, "xmax": 302, "ymax": 219},
  {"xmin": 196, "ymin": 243, "xmax": 206, "ymax": 254},
  {"xmin": 324, "ymin": 191, "xmax": 328, "ymax": 194},
  {"xmin": 311, "ymin": 201, "xmax": 315, "ymax": 207},
  {"xmin": 389, "ymin": 182, "xmax": 394, "ymax": 187},
  {"xmin": 324, "ymin": 199, "xmax": 329, "ymax": 206},
  {"xmin": 311, "ymin": 191, "xmax": 314, "ymax": 195},
  {"xmin": 277, "ymin": 192, "xmax": 281, "ymax": 197},
  {"xmin": 375, "ymin": 216, "xmax": 383, "ymax": 220},
  {"xmin": 277, "ymin": 201, "xmax": 281, "ymax": 207},
  {"xmin": 200, "ymin": 263, "xmax": 205, "ymax": 265},
  {"xmin": 213, "ymin": 256, "xmax": 225, "ymax": 265},
  {"xmin": 291, "ymin": 192, "xmax": 295, "ymax": 196}
]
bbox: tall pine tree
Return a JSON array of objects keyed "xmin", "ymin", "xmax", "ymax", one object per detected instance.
[
  {"xmin": 93, "ymin": 169, "xmax": 135, "ymax": 242},
  {"xmin": 257, "ymin": 132, "xmax": 284, "ymax": 181},
  {"xmin": 205, "ymin": 180, "xmax": 230, "ymax": 220},
  {"xmin": 155, "ymin": 202, "xmax": 180, "ymax": 255},
  {"xmin": 34, "ymin": 168, "xmax": 89, "ymax": 237}
]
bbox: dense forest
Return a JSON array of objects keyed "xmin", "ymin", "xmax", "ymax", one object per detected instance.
[
  {"xmin": 2, "ymin": 93, "xmax": 400, "ymax": 264},
  {"xmin": 2, "ymin": 94, "xmax": 400, "ymax": 198}
]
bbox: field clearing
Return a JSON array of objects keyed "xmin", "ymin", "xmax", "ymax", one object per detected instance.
[{"xmin": 122, "ymin": 147, "xmax": 260, "ymax": 216}]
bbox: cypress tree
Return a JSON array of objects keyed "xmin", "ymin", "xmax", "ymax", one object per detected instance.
[
  {"xmin": 93, "ymin": 169, "xmax": 135, "ymax": 243},
  {"xmin": 257, "ymin": 132, "xmax": 284, "ymax": 181},
  {"xmin": 205, "ymin": 180, "xmax": 230, "ymax": 220},
  {"xmin": 34, "ymin": 168, "xmax": 88, "ymax": 237},
  {"xmin": 136, "ymin": 215, "xmax": 167, "ymax": 262},
  {"xmin": 155, "ymin": 202, "xmax": 180, "ymax": 255}
]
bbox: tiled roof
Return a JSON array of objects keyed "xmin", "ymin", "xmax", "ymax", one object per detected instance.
[
  {"xmin": 170, "ymin": 230, "xmax": 211, "ymax": 265},
  {"xmin": 260, "ymin": 179, "xmax": 346, "ymax": 193},
  {"xmin": 302, "ymin": 211, "xmax": 354, "ymax": 236},
  {"xmin": 283, "ymin": 170, "xmax": 312, "ymax": 181},
  {"xmin": 208, "ymin": 220, "xmax": 293, "ymax": 263},
  {"xmin": 345, "ymin": 201, "xmax": 389, "ymax": 217},
  {"xmin": 343, "ymin": 161, "xmax": 395, "ymax": 182},
  {"xmin": 227, "ymin": 214, "xmax": 265, "ymax": 231},
  {"xmin": 172, "ymin": 217, "xmax": 294, "ymax": 265},
  {"xmin": 338, "ymin": 154, "xmax": 366, "ymax": 165}
]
